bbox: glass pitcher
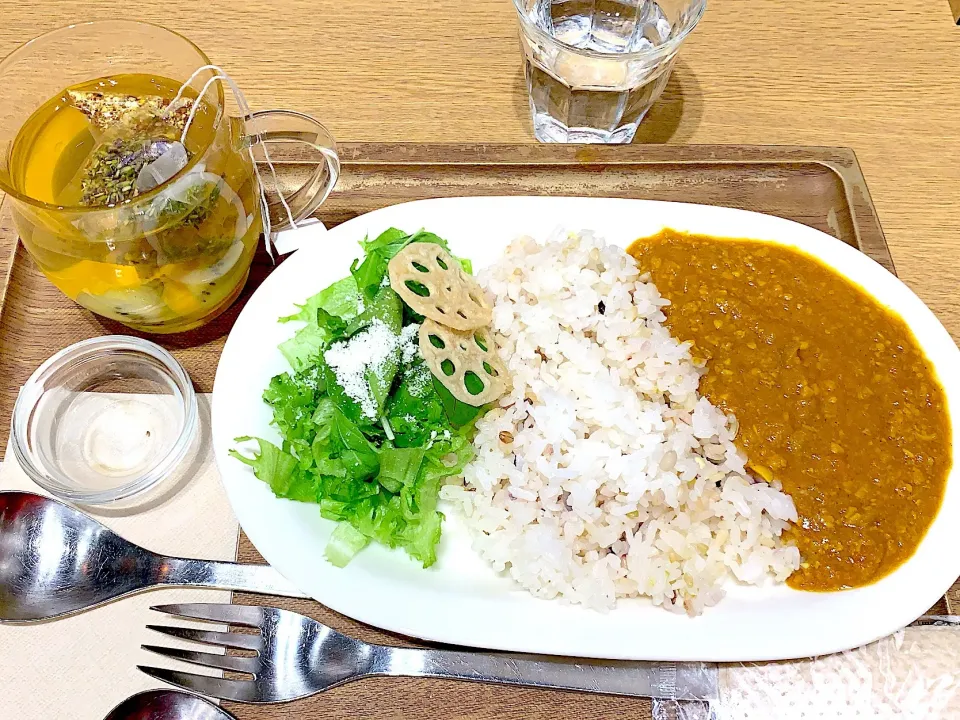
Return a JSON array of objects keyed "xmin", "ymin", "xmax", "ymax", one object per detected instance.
[{"xmin": 0, "ymin": 20, "xmax": 339, "ymax": 333}]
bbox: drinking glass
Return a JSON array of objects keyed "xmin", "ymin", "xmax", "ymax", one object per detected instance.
[
  {"xmin": 514, "ymin": 0, "xmax": 707, "ymax": 143},
  {"xmin": 0, "ymin": 21, "xmax": 339, "ymax": 333}
]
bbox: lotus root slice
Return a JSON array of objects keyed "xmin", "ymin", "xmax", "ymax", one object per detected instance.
[
  {"xmin": 388, "ymin": 242, "xmax": 491, "ymax": 331},
  {"xmin": 418, "ymin": 319, "xmax": 506, "ymax": 405}
]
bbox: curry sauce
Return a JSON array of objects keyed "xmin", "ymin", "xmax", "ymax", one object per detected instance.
[{"xmin": 628, "ymin": 230, "xmax": 951, "ymax": 591}]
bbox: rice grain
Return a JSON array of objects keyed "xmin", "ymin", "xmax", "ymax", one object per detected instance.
[{"xmin": 440, "ymin": 231, "xmax": 801, "ymax": 615}]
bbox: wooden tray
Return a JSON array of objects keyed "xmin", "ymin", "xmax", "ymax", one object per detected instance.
[
  {"xmin": 0, "ymin": 143, "xmax": 893, "ymax": 452},
  {"xmin": 1, "ymin": 144, "xmax": 947, "ymax": 720}
]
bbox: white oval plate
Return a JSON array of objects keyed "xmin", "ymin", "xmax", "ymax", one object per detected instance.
[{"xmin": 213, "ymin": 197, "xmax": 960, "ymax": 662}]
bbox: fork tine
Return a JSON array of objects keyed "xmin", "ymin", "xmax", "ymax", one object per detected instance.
[
  {"xmin": 142, "ymin": 644, "xmax": 259, "ymax": 674},
  {"xmin": 137, "ymin": 665, "xmax": 259, "ymax": 703},
  {"xmin": 150, "ymin": 603, "xmax": 265, "ymax": 627},
  {"xmin": 146, "ymin": 624, "xmax": 263, "ymax": 651}
]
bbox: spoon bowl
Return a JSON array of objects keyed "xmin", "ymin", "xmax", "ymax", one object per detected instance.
[
  {"xmin": 103, "ymin": 689, "xmax": 235, "ymax": 720},
  {"xmin": 0, "ymin": 490, "xmax": 306, "ymax": 623},
  {"xmin": 0, "ymin": 491, "xmax": 154, "ymax": 622}
]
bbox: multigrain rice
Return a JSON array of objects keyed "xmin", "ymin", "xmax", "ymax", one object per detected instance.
[{"xmin": 440, "ymin": 231, "xmax": 800, "ymax": 615}]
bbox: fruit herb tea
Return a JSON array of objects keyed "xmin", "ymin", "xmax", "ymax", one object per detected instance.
[{"xmin": 8, "ymin": 73, "xmax": 262, "ymax": 332}]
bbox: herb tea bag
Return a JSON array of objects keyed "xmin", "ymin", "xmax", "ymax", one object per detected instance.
[
  {"xmin": 67, "ymin": 91, "xmax": 193, "ymax": 206},
  {"xmin": 136, "ymin": 141, "xmax": 189, "ymax": 192},
  {"xmin": 80, "ymin": 136, "xmax": 188, "ymax": 206},
  {"xmin": 140, "ymin": 164, "xmax": 247, "ymax": 265},
  {"xmin": 67, "ymin": 91, "xmax": 192, "ymax": 134},
  {"xmin": 70, "ymin": 67, "xmax": 294, "ymax": 261}
]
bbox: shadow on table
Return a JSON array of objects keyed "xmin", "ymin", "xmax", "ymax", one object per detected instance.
[
  {"xmin": 510, "ymin": 58, "xmax": 532, "ymax": 133},
  {"xmin": 632, "ymin": 58, "xmax": 703, "ymax": 144},
  {"xmin": 91, "ymin": 244, "xmax": 282, "ymax": 351}
]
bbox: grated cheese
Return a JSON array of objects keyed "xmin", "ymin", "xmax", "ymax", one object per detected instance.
[
  {"xmin": 407, "ymin": 361, "xmax": 433, "ymax": 397},
  {"xmin": 324, "ymin": 320, "xmax": 421, "ymax": 419}
]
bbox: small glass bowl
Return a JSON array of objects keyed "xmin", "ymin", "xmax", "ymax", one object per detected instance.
[{"xmin": 11, "ymin": 336, "xmax": 198, "ymax": 508}]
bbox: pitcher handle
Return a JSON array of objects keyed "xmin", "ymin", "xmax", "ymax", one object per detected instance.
[{"xmin": 242, "ymin": 109, "xmax": 340, "ymax": 233}]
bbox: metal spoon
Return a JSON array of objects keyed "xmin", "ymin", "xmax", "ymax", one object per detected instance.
[
  {"xmin": 0, "ymin": 491, "xmax": 306, "ymax": 623},
  {"xmin": 103, "ymin": 689, "xmax": 236, "ymax": 720}
]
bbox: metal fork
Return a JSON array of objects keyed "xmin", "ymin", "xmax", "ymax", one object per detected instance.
[{"xmin": 140, "ymin": 603, "xmax": 718, "ymax": 703}]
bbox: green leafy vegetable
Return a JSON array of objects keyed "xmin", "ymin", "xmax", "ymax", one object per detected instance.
[
  {"xmin": 278, "ymin": 325, "xmax": 328, "ymax": 372},
  {"xmin": 325, "ymin": 522, "xmax": 371, "ymax": 567},
  {"xmin": 345, "ymin": 284, "xmax": 403, "ymax": 335},
  {"xmin": 433, "ymin": 375, "xmax": 486, "ymax": 428},
  {"xmin": 349, "ymin": 228, "xmax": 453, "ymax": 302},
  {"xmin": 280, "ymin": 276, "xmax": 361, "ymax": 324},
  {"xmin": 229, "ymin": 437, "xmax": 317, "ymax": 502},
  {"xmin": 378, "ymin": 446, "xmax": 425, "ymax": 493},
  {"xmin": 230, "ymin": 228, "xmax": 492, "ymax": 567},
  {"xmin": 329, "ymin": 407, "xmax": 381, "ymax": 480},
  {"xmin": 356, "ymin": 287, "xmax": 405, "ymax": 414},
  {"xmin": 232, "ymin": 227, "xmax": 482, "ymax": 568},
  {"xmin": 360, "ymin": 227, "xmax": 412, "ymax": 253},
  {"xmin": 278, "ymin": 276, "xmax": 362, "ymax": 371},
  {"xmin": 316, "ymin": 308, "xmax": 348, "ymax": 339}
]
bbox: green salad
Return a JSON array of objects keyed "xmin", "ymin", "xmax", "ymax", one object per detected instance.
[{"xmin": 231, "ymin": 228, "xmax": 485, "ymax": 568}]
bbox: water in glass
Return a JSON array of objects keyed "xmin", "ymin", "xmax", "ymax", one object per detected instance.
[{"xmin": 516, "ymin": 0, "xmax": 705, "ymax": 143}]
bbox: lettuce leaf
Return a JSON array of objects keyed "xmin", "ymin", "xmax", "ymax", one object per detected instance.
[
  {"xmin": 432, "ymin": 375, "xmax": 486, "ymax": 428},
  {"xmin": 278, "ymin": 276, "xmax": 362, "ymax": 371},
  {"xmin": 280, "ymin": 275, "xmax": 361, "ymax": 324},
  {"xmin": 329, "ymin": 407, "xmax": 380, "ymax": 480},
  {"xmin": 325, "ymin": 522, "xmax": 371, "ymax": 567},
  {"xmin": 360, "ymin": 227, "xmax": 414, "ymax": 254},
  {"xmin": 229, "ymin": 437, "xmax": 317, "ymax": 502},
  {"xmin": 378, "ymin": 446, "xmax": 425, "ymax": 493},
  {"xmin": 278, "ymin": 325, "xmax": 328, "ymax": 372}
]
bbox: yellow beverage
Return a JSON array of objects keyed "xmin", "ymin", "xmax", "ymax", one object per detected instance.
[{"xmin": 7, "ymin": 73, "xmax": 262, "ymax": 333}]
